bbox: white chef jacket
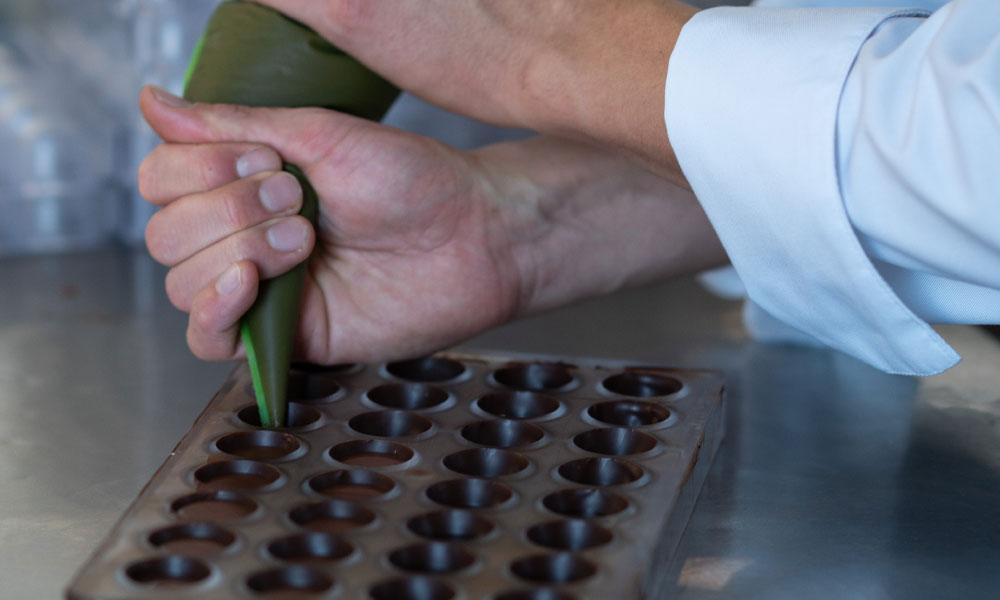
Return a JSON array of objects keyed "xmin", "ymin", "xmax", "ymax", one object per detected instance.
[{"xmin": 666, "ymin": 0, "xmax": 1000, "ymax": 375}]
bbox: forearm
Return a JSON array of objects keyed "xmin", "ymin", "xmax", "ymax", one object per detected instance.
[
  {"xmin": 474, "ymin": 136, "xmax": 726, "ymax": 316},
  {"xmin": 514, "ymin": 1, "xmax": 698, "ymax": 187}
]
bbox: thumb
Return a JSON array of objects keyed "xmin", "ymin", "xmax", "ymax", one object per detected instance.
[{"xmin": 138, "ymin": 85, "xmax": 368, "ymax": 167}]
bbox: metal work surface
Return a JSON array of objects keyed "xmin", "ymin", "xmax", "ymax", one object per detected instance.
[
  {"xmin": 2, "ymin": 248, "xmax": 999, "ymax": 599},
  {"xmin": 67, "ymin": 355, "xmax": 723, "ymax": 599}
]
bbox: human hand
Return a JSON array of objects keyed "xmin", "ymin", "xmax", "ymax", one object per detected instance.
[
  {"xmin": 253, "ymin": 0, "xmax": 698, "ymax": 186},
  {"xmin": 138, "ymin": 85, "xmax": 725, "ymax": 364},
  {"xmin": 139, "ymin": 85, "xmax": 524, "ymax": 364}
]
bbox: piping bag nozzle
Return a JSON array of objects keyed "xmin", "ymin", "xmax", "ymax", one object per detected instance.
[{"xmin": 183, "ymin": 0, "xmax": 399, "ymax": 427}]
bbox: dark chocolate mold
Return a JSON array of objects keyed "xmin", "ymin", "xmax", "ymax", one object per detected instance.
[
  {"xmin": 587, "ymin": 400, "xmax": 671, "ymax": 427},
  {"xmin": 385, "ymin": 357, "xmax": 466, "ymax": 382},
  {"xmin": 237, "ymin": 402, "xmax": 321, "ymax": 430},
  {"xmin": 474, "ymin": 391, "xmax": 560, "ymax": 420},
  {"xmin": 148, "ymin": 522, "xmax": 236, "ymax": 555},
  {"xmin": 387, "ymin": 542, "xmax": 476, "ymax": 574},
  {"xmin": 193, "ymin": 460, "xmax": 282, "ymax": 490},
  {"xmin": 170, "ymin": 491, "xmax": 259, "ymax": 521},
  {"xmin": 509, "ymin": 553, "xmax": 597, "ymax": 584},
  {"xmin": 542, "ymin": 488, "xmax": 630, "ymax": 518},
  {"xmin": 308, "ymin": 469, "xmax": 396, "ymax": 501},
  {"xmin": 369, "ymin": 577, "xmax": 456, "ymax": 600},
  {"xmin": 425, "ymin": 478, "xmax": 513, "ymax": 509},
  {"xmin": 124, "ymin": 555, "xmax": 211, "ymax": 586},
  {"xmin": 366, "ymin": 383, "xmax": 450, "ymax": 410},
  {"xmin": 492, "ymin": 364, "xmax": 574, "ymax": 391},
  {"xmin": 525, "ymin": 520, "xmax": 613, "ymax": 550},
  {"xmin": 69, "ymin": 353, "xmax": 724, "ymax": 600},
  {"xmin": 601, "ymin": 371, "xmax": 683, "ymax": 397},
  {"xmin": 558, "ymin": 457, "xmax": 644, "ymax": 486},
  {"xmin": 245, "ymin": 565, "xmax": 334, "ymax": 595},
  {"xmin": 348, "ymin": 410, "xmax": 433, "ymax": 438},
  {"xmin": 329, "ymin": 439, "xmax": 415, "ymax": 467},
  {"xmin": 460, "ymin": 420, "xmax": 544, "ymax": 448},
  {"xmin": 406, "ymin": 510, "xmax": 495, "ymax": 541},
  {"xmin": 266, "ymin": 532, "xmax": 354, "ymax": 564},
  {"xmin": 443, "ymin": 448, "xmax": 529, "ymax": 478},
  {"xmin": 288, "ymin": 500, "xmax": 376, "ymax": 533},
  {"xmin": 215, "ymin": 430, "xmax": 302, "ymax": 460},
  {"xmin": 572, "ymin": 428, "xmax": 658, "ymax": 456}
]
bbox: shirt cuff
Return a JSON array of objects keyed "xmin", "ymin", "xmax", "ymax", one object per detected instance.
[{"xmin": 665, "ymin": 6, "xmax": 959, "ymax": 375}]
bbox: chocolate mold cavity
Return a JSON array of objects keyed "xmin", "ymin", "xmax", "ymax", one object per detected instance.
[
  {"xmin": 525, "ymin": 520, "xmax": 613, "ymax": 550},
  {"xmin": 572, "ymin": 428, "xmax": 657, "ymax": 456},
  {"xmin": 124, "ymin": 556, "xmax": 211, "ymax": 586},
  {"xmin": 193, "ymin": 460, "xmax": 281, "ymax": 491},
  {"xmin": 237, "ymin": 402, "xmax": 321, "ymax": 430},
  {"xmin": 443, "ymin": 448, "xmax": 529, "ymax": 478},
  {"xmin": 542, "ymin": 488, "xmax": 629, "ymax": 518},
  {"xmin": 387, "ymin": 542, "xmax": 476, "ymax": 574},
  {"xmin": 425, "ymin": 478, "xmax": 512, "ymax": 509},
  {"xmin": 366, "ymin": 383, "xmax": 449, "ymax": 410},
  {"xmin": 493, "ymin": 364, "xmax": 574, "ymax": 391},
  {"xmin": 291, "ymin": 362, "xmax": 359, "ymax": 375},
  {"xmin": 288, "ymin": 500, "xmax": 376, "ymax": 533},
  {"xmin": 460, "ymin": 420, "xmax": 544, "ymax": 448},
  {"xmin": 587, "ymin": 400, "xmax": 670, "ymax": 427},
  {"xmin": 602, "ymin": 371, "xmax": 682, "ymax": 397},
  {"xmin": 558, "ymin": 457, "xmax": 643, "ymax": 486},
  {"xmin": 170, "ymin": 491, "xmax": 259, "ymax": 521},
  {"xmin": 308, "ymin": 469, "xmax": 396, "ymax": 501},
  {"xmin": 245, "ymin": 565, "xmax": 333, "ymax": 595},
  {"xmin": 267, "ymin": 532, "xmax": 353, "ymax": 564},
  {"xmin": 215, "ymin": 430, "xmax": 302, "ymax": 460},
  {"xmin": 348, "ymin": 410, "xmax": 433, "ymax": 438},
  {"xmin": 329, "ymin": 440, "xmax": 415, "ymax": 467},
  {"xmin": 148, "ymin": 523, "xmax": 236, "ymax": 556},
  {"xmin": 475, "ymin": 391, "xmax": 560, "ymax": 420},
  {"xmin": 285, "ymin": 371, "xmax": 342, "ymax": 403},
  {"xmin": 385, "ymin": 357, "xmax": 466, "ymax": 382},
  {"xmin": 509, "ymin": 553, "xmax": 596, "ymax": 584},
  {"xmin": 406, "ymin": 510, "xmax": 495, "ymax": 541},
  {"xmin": 369, "ymin": 577, "xmax": 456, "ymax": 600}
]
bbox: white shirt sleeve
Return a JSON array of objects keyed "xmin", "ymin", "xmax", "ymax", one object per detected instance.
[{"xmin": 665, "ymin": 0, "xmax": 1000, "ymax": 376}]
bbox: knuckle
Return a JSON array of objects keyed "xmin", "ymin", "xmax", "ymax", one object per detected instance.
[
  {"xmin": 217, "ymin": 191, "xmax": 248, "ymax": 232},
  {"xmin": 136, "ymin": 151, "xmax": 161, "ymax": 201},
  {"xmin": 164, "ymin": 270, "xmax": 190, "ymax": 311},
  {"xmin": 144, "ymin": 214, "xmax": 174, "ymax": 265},
  {"xmin": 186, "ymin": 325, "xmax": 212, "ymax": 360},
  {"xmin": 326, "ymin": 0, "xmax": 373, "ymax": 34}
]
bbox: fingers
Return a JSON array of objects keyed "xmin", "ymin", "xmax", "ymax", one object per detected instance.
[
  {"xmin": 139, "ymin": 85, "xmax": 369, "ymax": 167},
  {"xmin": 164, "ymin": 216, "xmax": 315, "ymax": 312},
  {"xmin": 139, "ymin": 142, "xmax": 281, "ymax": 206},
  {"xmin": 146, "ymin": 171, "xmax": 303, "ymax": 266},
  {"xmin": 186, "ymin": 260, "xmax": 259, "ymax": 360}
]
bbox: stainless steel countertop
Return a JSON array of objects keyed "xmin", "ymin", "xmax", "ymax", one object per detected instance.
[{"xmin": 2, "ymin": 249, "xmax": 998, "ymax": 599}]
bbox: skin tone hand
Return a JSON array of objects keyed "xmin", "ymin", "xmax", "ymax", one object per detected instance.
[
  {"xmin": 253, "ymin": 0, "xmax": 699, "ymax": 187},
  {"xmin": 138, "ymin": 86, "xmax": 725, "ymax": 364}
]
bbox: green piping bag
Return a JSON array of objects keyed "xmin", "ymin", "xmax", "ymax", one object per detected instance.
[{"xmin": 183, "ymin": 1, "xmax": 399, "ymax": 427}]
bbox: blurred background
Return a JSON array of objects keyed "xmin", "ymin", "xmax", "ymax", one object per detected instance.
[
  {"xmin": 0, "ymin": 0, "xmax": 542, "ymax": 258},
  {"xmin": 0, "ymin": 0, "xmax": 745, "ymax": 259}
]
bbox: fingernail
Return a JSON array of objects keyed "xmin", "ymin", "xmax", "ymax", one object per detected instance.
[
  {"xmin": 259, "ymin": 171, "xmax": 302, "ymax": 213},
  {"xmin": 267, "ymin": 219, "xmax": 308, "ymax": 252},
  {"xmin": 151, "ymin": 85, "xmax": 192, "ymax": 108},
  {"xmin": 216, "ymin": 263, "xmax": 243, "ymax": 296},
  {"xmin": 237, "ymin": 147, "xmax": 281, "ymax": 178}
]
